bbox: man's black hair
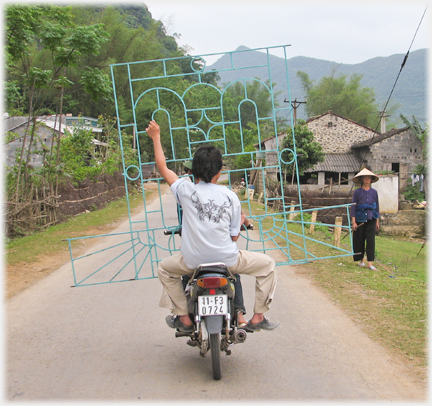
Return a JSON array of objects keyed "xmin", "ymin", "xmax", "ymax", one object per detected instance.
[{"xmin": 192, "ymin": 145, "xmax": 223, "ymax": 183}]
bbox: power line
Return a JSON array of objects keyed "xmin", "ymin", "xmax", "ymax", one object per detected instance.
[
  {"xmin": 345, "ymin": 5, "xmax": 428, "ymax": 203},
  {"xmin": 373, "ymin": 5, "xmax": 428, "ymax": 133},
  {"xmin": 358, "ymin": 5, "xmax": 428, "ymax": 165}
]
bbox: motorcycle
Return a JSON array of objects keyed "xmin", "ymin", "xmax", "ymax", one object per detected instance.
[{"xmin": 164, "ymin": 229, "xmax": 249, "ymax": 380}]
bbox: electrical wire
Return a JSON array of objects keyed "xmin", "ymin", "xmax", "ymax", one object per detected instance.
[
  {"xmin": 345, "ymin": 5, "xmax": 428, "ymax": 203},
  {"xmin": 370, "ymin": 5, "xmax": 428, "ymax": 136}
]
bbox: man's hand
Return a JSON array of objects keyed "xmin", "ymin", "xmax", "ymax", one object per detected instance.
[
  {"xmin": 146, "ymin": 120, "xmax": 160, "ymax": 141},
  {"xmin": 231, "ymin": 212, "xmax": 247, "ymax": 242},
  {"xmin": 146, "ymin": 120, "xmax": 178, "ymax": 186}
]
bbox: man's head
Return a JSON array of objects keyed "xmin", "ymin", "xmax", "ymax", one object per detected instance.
[{"xmin": 192, "ymin": 145, "xmax": 223, "ymax": 183}]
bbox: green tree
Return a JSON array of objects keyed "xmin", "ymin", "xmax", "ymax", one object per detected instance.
[
  {"xmin": 4, "ymin": 4, "xmax": 211, "ymax": 235},
  {"xmin": 223, "ymin": 79, "xmax": 276, "ymax": 129},
  {"xmin": 297, "ymin": 70, "xmax": 378, "ymax": 127},
  {"xmin": 5, "ymin": 4, "xmax": 114, "ymax": 236},
  {"xmin": 280, "ymin": 120, "xmax": 325, "ymax": 178},
  {"xmin": 236, "ymin": 144, "xmax": 256, "ymax": 170},
  {"xmin": 6, "ymin": 4, "xmax": 112, "ymax": 200}
]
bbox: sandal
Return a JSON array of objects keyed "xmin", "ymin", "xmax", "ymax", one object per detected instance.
[
  {"xmin": 358, "ymin": 262, "xmax": 365, "ymax": 267},
  {"xmin": 165, "ymin": 315, "xmax": 194, "ymax": 332},
  {"xmin": 368, "ymin": 266, "xmax": 377, "ymax": 271}
]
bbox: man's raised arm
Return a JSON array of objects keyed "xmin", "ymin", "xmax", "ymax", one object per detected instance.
[{"xmin": 146, "ymin": 120, "xmax": 178, "ymax": 186}]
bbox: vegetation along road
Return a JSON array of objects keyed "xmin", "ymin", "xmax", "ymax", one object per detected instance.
[{"xmin": 5, "ymin": 185, "xmax": 427, "ymax": 401}]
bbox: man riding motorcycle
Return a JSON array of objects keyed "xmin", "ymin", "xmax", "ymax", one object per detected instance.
[{"xmin": 146, "ymin": 120, "xmax": 279, "ymax": 333}]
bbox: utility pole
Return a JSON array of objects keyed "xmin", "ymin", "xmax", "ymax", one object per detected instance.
[
  {"xmin": 284, "ymin": 98, "xmax": 307, "ymax": 125},
  {"xmin": 377, "ymin": 111, "xmax": 391, "ymax": 133}
]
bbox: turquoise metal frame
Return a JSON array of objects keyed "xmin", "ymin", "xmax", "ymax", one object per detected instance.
[{"xmin": 65, "ymin": 45, "xmax": 354, "ymax": 287}]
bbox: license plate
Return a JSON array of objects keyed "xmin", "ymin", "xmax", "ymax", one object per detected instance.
[{"xmin": 198, "ymin": 295, "xmax": 228, "ymax": 316}]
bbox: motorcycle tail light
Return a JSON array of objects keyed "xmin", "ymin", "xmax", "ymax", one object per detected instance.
[{"xmin": 197, "ymin": 277, "xmax": 228, "ymax": 288}]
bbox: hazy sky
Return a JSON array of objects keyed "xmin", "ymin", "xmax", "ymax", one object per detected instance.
[{"xmin": 144, "ymin": 0, "xmax": 430, "ymax": 65}]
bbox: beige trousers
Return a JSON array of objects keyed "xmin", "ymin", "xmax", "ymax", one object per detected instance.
[{"xmin": 158, "ymin": 250, "xmax": 277, "ymax": 315}]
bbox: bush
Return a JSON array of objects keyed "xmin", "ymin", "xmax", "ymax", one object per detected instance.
[
  {"xmin": 59, "ymin": 128, "xmax": 102, "ymax": 181},
  {"xmin": 403, "ymin": 184, "xmax": 425, "ymax": 202},
  {"xmin": 59, "ymin": 128, "xmax": 138, "ymax": 181}
]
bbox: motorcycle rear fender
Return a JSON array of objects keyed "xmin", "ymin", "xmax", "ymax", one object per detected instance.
[
  {"xmin": 204, "ymin": 315, "xmax": 223, "ymax": 334},
  {"xmin": 190, "ymin": 283, "xmax": 235, "ymax": 301}
]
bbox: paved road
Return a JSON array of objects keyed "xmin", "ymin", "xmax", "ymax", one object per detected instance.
[{"xmin": 6, "ymin": 188, "xmax": 425, "ymax": 401}]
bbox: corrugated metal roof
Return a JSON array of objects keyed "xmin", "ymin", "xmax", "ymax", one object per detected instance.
[
  {"xmin": 305, "ymin": 153, "xmax": 362, "ymax": 173},
  {"xmin": 37, "ymin": 117, "xmax": 102, "ymax": 133}
]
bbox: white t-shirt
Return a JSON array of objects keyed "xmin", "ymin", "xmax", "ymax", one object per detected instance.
[{"xmin": 171, "ymin": 178, "xmax": 241, "ymax": 268}]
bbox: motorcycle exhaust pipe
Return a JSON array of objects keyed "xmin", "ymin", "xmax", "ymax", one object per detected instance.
[
  {"xmin": 232, "ymin": 328, "xmax": 247, "ymax": 343},
  {"xmin": 175, "ymin": 331, "xmax": 194, "ymax": 337}
]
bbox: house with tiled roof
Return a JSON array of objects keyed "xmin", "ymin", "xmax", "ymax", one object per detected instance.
[
  {"xmin": 254, "ymin": 111, "xmax": 423, "ymax": 193},
  {"xmin": 303, "ymin": 111, "xmax": 378, "ymax": 187},
  {"xmin": 351, "ymin": 126, "xmax": 423, "ymax": 191},
  {"xmin": 3, "ymin": 115, "xmax": 104, "ymax": 168},
  {"xmin": 255, "ymin": 111, "xmax": 377, "ymax": 189}
]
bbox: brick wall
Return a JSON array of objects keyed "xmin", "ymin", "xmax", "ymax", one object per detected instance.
[{"xmin": 362, "ymin": 129, "xmax": 423, "ymax": 174}]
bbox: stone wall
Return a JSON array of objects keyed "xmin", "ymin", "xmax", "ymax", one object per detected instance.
[
  {"xmin": 307, "ymin": 112, "xmax": 375, "ymax": 153},
  {"xmin": 57, "ymin": 172, "xmax": 137, "ymax": 218},
  {"xmin": 379, "ymin": 210, "xmax": 426, "ymax": 238},
  {"xmin": 262, "ymin": 136, "xmax": 280, "ymax": 182}
]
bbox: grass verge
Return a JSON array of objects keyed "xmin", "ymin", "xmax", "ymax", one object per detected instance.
[
  {"xmin": 241, "ymin": 195, "xmax": 427, "ymax": 381},
  {"xmin": 299, "ymin": 237, "xmax": 427, "ymax": 380}
]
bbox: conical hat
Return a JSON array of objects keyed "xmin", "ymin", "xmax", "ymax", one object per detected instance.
[
  {"xmin": 183, "ymin": 160, "xmax": 193, "ymax": 170},
  {"xmin": 353, "ymin": 168, "xmax": 379, "ymax": 184}
]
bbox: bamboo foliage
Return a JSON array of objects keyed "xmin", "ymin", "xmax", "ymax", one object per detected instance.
[
  {"xmin": 5, "ymin": 5, "xmax": 110, "ymax": 237},
  {"xmin": 3, "ymin": 5, "xmax": 215, "ymax": 237}
]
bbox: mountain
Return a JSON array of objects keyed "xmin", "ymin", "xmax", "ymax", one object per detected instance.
[{"xmin": 206, "ymin": 46, "xmax": 428, "ymax": 126}]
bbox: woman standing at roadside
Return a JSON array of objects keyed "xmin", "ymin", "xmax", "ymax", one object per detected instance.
[{"xmin": 351, "ymin": 168, "xmax": 380, "ymax": 270}]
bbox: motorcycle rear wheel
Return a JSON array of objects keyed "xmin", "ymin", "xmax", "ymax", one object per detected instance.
[{"xmin": 210, "ymin": 333, "xmax": 222, "ymax": 380}]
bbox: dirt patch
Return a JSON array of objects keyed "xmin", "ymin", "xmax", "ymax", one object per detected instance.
[{"xmin": 6, "ymin": 226, "xmax": 108, "ymax": 299}]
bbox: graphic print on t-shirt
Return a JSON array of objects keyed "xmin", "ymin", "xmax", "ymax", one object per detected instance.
[{"xmin": 191, "ymin": 191, "xmax": 232, "ymax": 223}]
